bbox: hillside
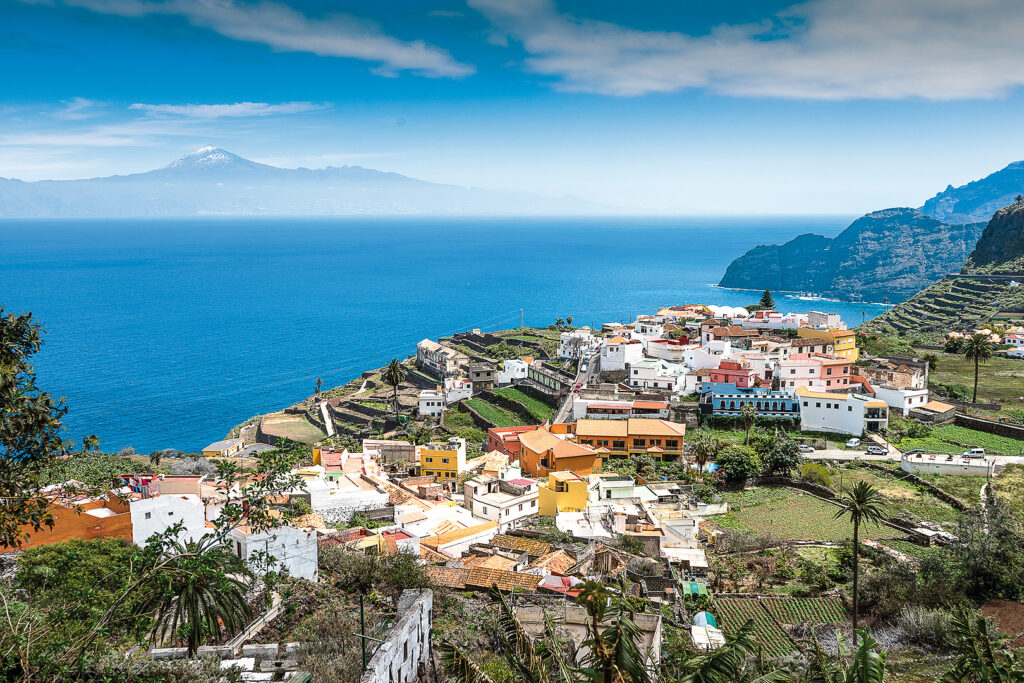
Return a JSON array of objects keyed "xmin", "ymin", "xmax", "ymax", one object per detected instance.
[
  {"xmin": 718, "ymin": 209, "xmax": 984, "ymax": 303},
  {"xmin": 861, "ymin": 202, "xmax": 1024, "ymax": 334},
  {"xmin": 920, "ymin": 161, "xmax": 1024, "ymax": 224},
  {"xmin": 0, "ymin": 146, "xmax": 608, "ymax": 217}
]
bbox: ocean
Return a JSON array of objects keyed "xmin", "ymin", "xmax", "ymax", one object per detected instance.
[{"xmin": 0, "ymin": 216, "xmax": 886, "ymax": 453}]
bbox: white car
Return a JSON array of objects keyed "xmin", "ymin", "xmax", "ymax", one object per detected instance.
[
  {"xmin": 963, "ymin": 448, "xmax": 986, "ymax": 458},
  {"xmin": 846, "ymin": 438, "xmax": 861, "ymax": 448},
  {"xmin": 798, "ymin": 444, "xmax": 815, "ymax": 453},
  {"xmin": 866, "ymin": 445, "xmax": 887, "ymax": 455}
]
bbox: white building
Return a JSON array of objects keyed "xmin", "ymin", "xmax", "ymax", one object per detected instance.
[
  {"xmin": 646, "ymin": 339, "xmax": 691, "ymax": 362},
  {"xmin": 873, "ymin": 384, "xmax": 931, "ymax": 416},
  {"xmin": 130, "ymin": 494, "xmax": 207, "ymax": 546},
  {"xmin": 228, "ymin": 524, "xmax": 319, "ymax": 581},
  {"xmin": 418, "ymin": 389, "xmax": 445, "ymax": 417},
  {"xmin": 416, "ymin": 339, "xmax": 468, "ymax": 378},
  {"xmin": 496, "ymin": 358, "xmax": 532, "ymax": 385},
  {"xmin": 444, "ymin": 376, "xmax": 473, "ymax": 402},
  {"xmin": 808, "ymin": 311, "xmax": 845, "ymax": 330},
  {"xmin": 627, "ymin": 359, "xmax": 688, "ymax": 393},
  {"xmin": 1006, "ymin": 333, "xmax": 1024, "ymax": 358},
  {"xmin": 901, "ymin": 453, "xmax": 995, "ymax": 476},
  {"xmin": 558, "ymin": 329, "xmax": 598, "ymax": 359},
  {"xmin": 298, "ymin": 468, "xmax": 390, "ymax": 525},
  {"xmin": 633, "ymin": 318, "xmax": 665, "ymax": 339},
  {"xmin": 795, "ymin": 387, "xmax": 889, "ymax": 435},
  {"xmin": 600, "ymin": 336, "xmax": 644, "ymax": 371},
  {"xmin": 683, "ymin": 340, "xmax": 732, "ymax": 372},
  {"xmin": 463, "ymin": 468, "xmax": 539, "ymax": 532}
]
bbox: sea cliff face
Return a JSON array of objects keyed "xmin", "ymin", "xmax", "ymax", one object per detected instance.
[
  {"xmin": 718, "ymin": 209, "xmax": 984, "ymax": 303},
  {"xmin": 861, "ymin": 202, "xmax": 1024, "ymax": 334},
  {"xmin": 920, "ymin": 161, "xmax": 1024, "ymax": 225}
]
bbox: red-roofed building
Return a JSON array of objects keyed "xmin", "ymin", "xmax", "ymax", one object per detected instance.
[
  {"xmin": 707, "ymin": 361, "xmax": 761, "ymax": 388},
  {"xmin": 487, "ymin": 425, "xmax": 543, "ymax": 460}
]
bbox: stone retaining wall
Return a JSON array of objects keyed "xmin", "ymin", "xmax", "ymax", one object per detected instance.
[
  {"xmin": 858, "ymin": 462, "xmax": 969, "ymax": 511},
  {"xmin": 954, "ymin": 414, "xmax": 1024, "ymax": 444},
  {"xmin": 479, "ymin": 388, "xmax": 541, "ymax": 424}
]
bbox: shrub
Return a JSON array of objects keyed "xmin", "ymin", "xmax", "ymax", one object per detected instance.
[
  {"xmin": 291, "ymin": 498, "xmax": 312, "ymax": 516},
  {"xmin": 717, "ymin": 445, "xmax": 762, "ymax": 483},
  {"xmin": 800, "ymin": 463, "xmax": 831, "ymax": 487}
]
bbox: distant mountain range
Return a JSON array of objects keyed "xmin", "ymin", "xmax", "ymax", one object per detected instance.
[
  {"xmin": 718, "ymin": 161, "xmax": 1024, "ymax": 303},
  {"xmin": 0, "ymin": 147, "xmax": 609, "ymax": 217}
]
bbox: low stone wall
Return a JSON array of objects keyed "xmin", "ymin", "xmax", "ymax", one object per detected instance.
[
  {"xmin": 954, "ymin": 414, "xmax": 1024, "ymax": 445},
  {"xmin": 360, "ymin": 590, "xmax": 433, "ymax": 683},
  {"xmin": 456, "ymin": 400, "xmax": 498, "ymax": 429},
  {"xmin": 859, "ymin": 462, "xmax": 968, "ymax": 511},
  {"xmin": 313, "ymin": 491, "xmax": 391, "ymax": 525}
]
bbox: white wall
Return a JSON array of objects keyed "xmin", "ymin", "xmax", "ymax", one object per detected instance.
[
  {"xmin": 360, "ymin": 590, "xmax": 433, "ymax": 683},
  {"xmin": 230, "ymin": 525, "xmax": 318, "ymax": 581},
  {"xmin": 131, "ymin": 494, "xmax": 206, "ymax": 546},
  {"xmin": 797, "ymin": 396, "xmax": 866, "ymax": 435},
  {"xmin": 873, "ymin": 385, "xmax": 930, "ymax": 416}
]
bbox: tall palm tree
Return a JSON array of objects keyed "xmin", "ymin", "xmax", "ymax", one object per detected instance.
[
  {"xmin": 82, "ymin": 434, "xmax": 99, "ymax": 452},
  {"xmin": 962, "ymin": 333, "xmax": 994, "ymax": 403},
  {"xmin": 136, "ymin": 539, "xmax": 252, "ymax": 656},
  {"xmin": 833, "ymin": 482, "xmax": 886, "ymax": 637},
  {"xmin": 690, "ymin": 431, "xmax": 722, "ymax": 474},
  {"xmin": 149, "ymin": 450, "xmax": 162, "ymax": 469},
  {"xmin": 382, "ymin": 359, "xmax": 407, "ymax": 423},
  {"xmin": 740, "ymin": 403, "xmax": 757, "ymax": 445},
  {"xmin": 315, "ymin": 376, "xmax": 323, "ymax": 395}
]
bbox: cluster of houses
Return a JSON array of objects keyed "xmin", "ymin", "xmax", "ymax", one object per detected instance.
[{"xmin": 947, "ymin": 326, "xmax": 1024, "ymax": 359}]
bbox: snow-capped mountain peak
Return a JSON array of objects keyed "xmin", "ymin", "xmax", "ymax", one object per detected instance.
[{"xmin": 166, "ymin": 146, "xmax": 262, "ymax": 170}]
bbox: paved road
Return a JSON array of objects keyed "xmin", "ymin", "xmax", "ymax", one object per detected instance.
[{"xmin": 553, "ymin": 353, "xmax": 600, "ymax": 423}]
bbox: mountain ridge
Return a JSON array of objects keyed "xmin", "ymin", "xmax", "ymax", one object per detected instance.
[{"xmin": 0, "ymin": 147, "xmax": 611, "ymax": 217}]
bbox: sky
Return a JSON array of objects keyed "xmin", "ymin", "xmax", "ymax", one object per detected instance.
[{"xmin": 5, "ymin": 0, "xmax": 1024, "ymax": 213}]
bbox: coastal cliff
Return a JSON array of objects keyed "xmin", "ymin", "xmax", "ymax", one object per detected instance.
[
  {"xmin": 921, "ymin": 161, "xmax": 1024, "ymax": 225},
  {"xmin": 718, "ymin": 208, "xmax": 984, "ymax": 303},
  {"xmin": 861, "ymin": 202, "xmax": 1024, "ymax": 334}
]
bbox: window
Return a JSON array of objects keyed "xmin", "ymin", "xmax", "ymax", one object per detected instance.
[
  {"xmin": 790, "ymin": 369, "xmax": 796, "ymax": 374},
  {"xmin": 531, "ymin": 500, "xmax": 537, "ymax": 507},
  {"xmin": 816, "ymin": 402, "xmax": 821, "ymax": 408},
  {"xmin": 848, "ymin": 406, "xmax": 853, "ymax": 412},
  {"xmin": 168, "ymin": 511, "xmax": 174, "ymax": 516},
  {"xmin": 426, "ymin": 457, "xmax": 433, "ymax": 463},
  {"xmin": 634, "ymin": 438, "xmax": 646, "ymax": 447},
  {"xmin": 482, "ymin": 506, "xmax": 488, "ymax": 515},
  {"xmin": 442, "ymin": 458, "xmax": 449, "ymax": 464},
  {"xmin": 144, "ymin": 512, "xmax": 151, "ymax": 520},
  {"xmin": 612, "ymin": 440, "xmax": 625, "ymax": 449},
  {"xmin": 826, "ymin": 380, "xmax": 832, "ymax": 386},
  {"xmin": 827, "ymin": 368, "xmax": 833, "ymax": 375},
  {"xmin": 809, "ymin": 369, "xmax": 815, "ymax": 374},
  {"xmin": 518, "ymin": 503, "xmax": 523, "ymax": 511},
  {"xmin": 665, "ymin": 440, "xmax": 678, "ymax": 449}
]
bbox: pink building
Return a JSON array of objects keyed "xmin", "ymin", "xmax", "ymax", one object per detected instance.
[
  {"xmin": 707, "ymin": 360, "xmax": 761, "ymax": 388},
  {"xmin": 778, "ymin": 353, "xmax": 851, "ymax": 391}
]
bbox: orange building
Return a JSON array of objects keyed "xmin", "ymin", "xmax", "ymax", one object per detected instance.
[
  {"xmin": 575, "ymin": 418, "xmax": 686, "ymax": 461},
  {"xmin": 1, "ymin": 496, "xmax": 133, "ymax": 553},
  {"xmin": 519, "ymin": 427, "xmax": 601, "ymax": 477}
]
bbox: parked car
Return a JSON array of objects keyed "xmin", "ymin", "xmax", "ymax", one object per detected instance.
[
  {"xmin": 866, "ymin": 445, "xmax": 887, "ymax": 455},
  {"xmin": 573, "ymin": 382, "xmax": 584, "ymax": 392},
  {"xmin": 846, "ymin": 438, "xmax": 861, "ymax": 448},
  {"xmin": 963, "ymin": 447, "xmax": 986, "ymax": 458},
  {"xmin": 798, "ymin": 444, "xmax": 815, "ymax": 453}
]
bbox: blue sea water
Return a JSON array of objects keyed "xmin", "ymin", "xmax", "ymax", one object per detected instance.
[{"xmin": 0, "ymin": 216, "xmax": 886, "ymax": 453}]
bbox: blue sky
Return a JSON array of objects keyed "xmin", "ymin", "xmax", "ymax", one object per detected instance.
[{"xmin": 5, "ymin": 0, "xmax": 1024, "ymax": 213}]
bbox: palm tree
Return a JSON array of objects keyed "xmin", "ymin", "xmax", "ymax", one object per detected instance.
[
  {"xmin": 82, "ymin": 434, "xmax": 99, "ymax": 452},
  {"xmin": 382, "ymin": 359, "xmax": 407, "ymax": 423},
  {"xmin": 315, "ymin": 376, "xmax": 323, "ymax": 395},
  {"xmin": 962, "ymin": 333, "xmax": 994, "ymax": 403},
  {"xmin": 136, "ymin": 539, "xmax": 252, "ymax": 656},
  {"xmin": 941, "ymin": 609, "xmax": 1024, "ymax": 681},
  {"xmin": 740, "ymin": 403, "xmax": 757, "ymax": 445},
  {"xmin": 566, "ymin": 316, "xmax": 574, "ymax": 328},
  {"xmin": 799, "ymin": 627, "xmax": 887, "ymax": 682},
  {"xmin": 440, "ymin": 582, "xmax": 650, "ymax": 683},
  {"xmin": 149, "ymin": 450, "xmax": 162, "ymax": 469},
  {"xmin": 833, "ymin": 482, "xmax": 886, "ymax": 636},
  {"xmin": 690, "ymin": 431, "xmax": 722, "ymax": 474},
  {"xmin": 673, "ymin": 620, "xmax": 789, "ymax": 682}
]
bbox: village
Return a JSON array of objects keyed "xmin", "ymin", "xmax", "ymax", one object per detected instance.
[{"xmin": 10, "ymin": 294, "xmax": 1024, "ymax": 682}]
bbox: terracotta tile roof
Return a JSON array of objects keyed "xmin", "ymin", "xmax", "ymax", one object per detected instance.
[
  {"xmin": 426, "ymin": 566, "xmax": 471, "ymax": 589},
  {"xmin": 466, "ymin": 567, "xmax": 539, "ymax": 592},
  {"xmin": 632, "ymin": 400, "xmax": 668, "ymax": 410},
  {"xmin": 919, "ymin": 400, "xmax": 956, "ymax": 413},
  {"xmin": 421, "ymin": 521, "xmax": 498, "ymax": 549},
  {"xmin": 627, "ymin": 418, "xmax": 686, "ymax": 437},
  {"xmin": 519, "ymin": 428, "xmax": 596, "ymax": 459},
  {"xmin": 527, "ymin": 549, "xmax": 574, "ymax": 574},
  {"xmin": 490, "ymin": 534, "xmax": 551, "ymax": 556},
  {"xmin": 420, "ymin": 545, "xmax": 453, "ymax": 564}
]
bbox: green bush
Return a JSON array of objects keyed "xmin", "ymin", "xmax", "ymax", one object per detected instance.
[
  {"xmin": 800, "ymin": 462, "xmax": 832, "ymax": 487},
  {"xmin": 717, "ymin": 445, "xmax": 762, "ymax": 483},
  {"xmin": 291, "ymin": 498, "xmax": 312, "ymax": 516}
]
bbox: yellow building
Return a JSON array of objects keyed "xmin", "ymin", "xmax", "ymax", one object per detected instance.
[
  {"xmin": 418, "ymin": 437, "xmax": 467, "ymax": 481},
  {"xmin": 797, "ymin": 327, "xmax": 859, "ymax": 361},
  {"xmin": 538, "ymin": 471, "xmax": 589, "ymax": 516},
  {"xmin": 574, "ymin": 418, "xmax": 686, "ymax": 461}
]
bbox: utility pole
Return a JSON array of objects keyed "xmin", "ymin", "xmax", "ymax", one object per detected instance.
[{"xmin": 521, "ymin": 308, "xmax": 524, "ymax": 331}]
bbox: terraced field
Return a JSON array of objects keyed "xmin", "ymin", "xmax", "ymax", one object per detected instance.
[
  {"xmin": 716, "ymin": 488, "xmax": 902, "ymax": 541},
  {"xmin": 463, "ymin": 399, "xmax": 521, "ymax": 428},
  {"xmin": 715, "ymin": 598, "xmax": 795, "ymax": 658},
  {"xmin": 863, "ymin": 276, "xmax": 1024, "ymax": 334},
  {"xmin": 491, "ymin": 387, "xmax": 556, "ymax": 422}
]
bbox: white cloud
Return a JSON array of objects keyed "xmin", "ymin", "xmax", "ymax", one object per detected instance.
[
  {"xmin": 60, "ymin": 0, "xmax": 474, "ymax": 78},
  {"xmin": 53, "ymin": 97, "xmax": 103, "ymax": 120},
  {"xmin": 470, "ymin": 0, "xmax": 1024, "ymax": 99},
  {"xmin": 129, "ymin": 101, "xmax": 329, "ymax": 118}
]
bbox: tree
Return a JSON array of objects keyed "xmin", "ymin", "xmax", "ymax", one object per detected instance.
[
  {"xmin": 761, "ymin": 439, "xmax": 803, "ymax": 477},
  {"xmin": 382, "ymin": 359, "xmax": 407, "ymax": 423},
  {"xmin": 566, "ymin": 316, "xmax": 574, "ymax": 328},
  {"xmin": 0, "ymin": 309, "xmax": 72, "ymax": 549},
  {"xmin": 149, "ymin": 450, "xmax": 162, "ymax": 469},
  {"xmin": 689, "ymin": 431, "xmax": 722, "ymax": 473},
  {"xmin": 833, "ymin": 482, "xmax": 886, "ymax": 637},
  {"xmin": 920, "ymin": 353, "xmax": 939, "ymax": 371},
  {"xmin": 1017, "ymin": 194, "xmax": 1023, "ymax": 205},
  {"xmin": 82, "ymin": 434, "xmax": 99, "ymax": 452},
  {"xmin": 759, "ymin": 288, "xmax": 775, "ymax": 310},
  {"xmin": 135, "ymin": 536, "xmax": 252, "ymax": 656},
  {"xmin": 962, "ymin": 333, "xmax": 994, "ymax": 403},
  {"xmin": 555, "ymin": 318, "xmax": 565, "ymax": 328},
  {"xmin": 315, "ymin": 376, "xmax": 323, "ymax": 395},
  {"xmin": 740, "ymin": 403, "xmax": 757, "ymax": 445},
  {"xmin": 717, "ymin": 446, "xmax": 761, "ymax": 483},
  {"xmin": 941, "ymin": 609, "xmax": 1024, "ymax": 682}
]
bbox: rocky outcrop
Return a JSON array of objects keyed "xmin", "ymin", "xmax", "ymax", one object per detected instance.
[
  {"xmin": 920, "ymin": 161, "xmax": 1024, "ymax": 224},
  {"xmin": 963, "ymin": 201, "xmax": 1024, "ymax": 274},
  {"xmin": 718, "ymin": 209, "xmax": 984, "ymax": 303}
]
